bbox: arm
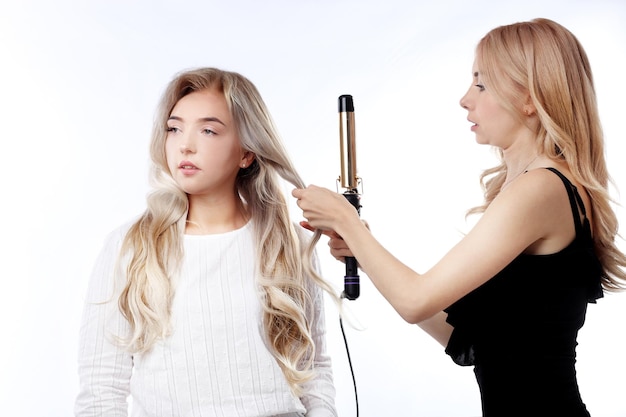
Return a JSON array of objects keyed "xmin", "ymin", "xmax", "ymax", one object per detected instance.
[
  {"xmin": 299, "ymin": 250, "xmax": 338, "ymax": 417},
  {"xmin": 416, "ymin": 312, "xmax": 454, "ymax": 347},
  {"xmin": 306, "ymin": 221, "xmax": 455, "ymax": 346},
  {"xmin": 293, "ymin": 169, "xmax": 573, "ymax": 325},
  {"xmin": 75, "ymin": 228, "xmax": 133, "ymax": 417}
]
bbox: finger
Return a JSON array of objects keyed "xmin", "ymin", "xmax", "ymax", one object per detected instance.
[
  {"xmin": 322, "ymin": 230, "xmax": 341, "ymax": 239},
  {"xmin": 328, "ymin": 237, "xmax": 349, "ymax": 249},
  {"xmin": 299, "ymin": 221, "xmax": 315, "ymax": 232},
  {"xmin": 330, "ymin": 248, "xmax": 352, "ymax": 261},
  {"xmin": 299, "ymin": 221, "xmax": 339, "ymax": 237}
]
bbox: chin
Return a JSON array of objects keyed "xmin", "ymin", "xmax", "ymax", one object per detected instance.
[{"xmin": 474, "ymin": 137, "xmax": 488, "ymax": 145}]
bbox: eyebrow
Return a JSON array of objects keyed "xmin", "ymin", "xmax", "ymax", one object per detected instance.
[
  {"xmin": 473, "ymin": 71, "xmax": 480, "ymax": 78},
  {"xmin": 167, "ymin": 115, "xmax": 226, "ymax": 126}
]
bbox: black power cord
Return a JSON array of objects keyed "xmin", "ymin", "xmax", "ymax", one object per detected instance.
[{"xmin": 339, "ymin": 314, "xmax": 359, "ymax": 417}]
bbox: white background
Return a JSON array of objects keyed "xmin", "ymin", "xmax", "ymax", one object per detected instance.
[{"xmin": 1, "ymin": 0, "xmax": 625, "ymax": 416}]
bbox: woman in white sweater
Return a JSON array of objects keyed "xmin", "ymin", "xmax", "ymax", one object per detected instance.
[{"xmin": 75, "ymin": 67, "xmax": 339, "ymax": 417}]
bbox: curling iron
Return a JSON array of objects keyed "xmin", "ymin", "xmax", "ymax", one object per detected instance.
[{"xmin": 338, "ymin": 94, "xmax": 362, "ymax": 300}]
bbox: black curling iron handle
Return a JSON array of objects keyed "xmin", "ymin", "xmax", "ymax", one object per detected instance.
[{"xmin": 343, "ymin": 192, "xmax": 361, "ymax": 300}]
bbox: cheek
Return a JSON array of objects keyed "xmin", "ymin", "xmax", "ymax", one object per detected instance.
[
  {"xmin": 164, "ymin": 141, "xmax": 178, "ymax": 168},
  {"xmin": 211, "ymin": 142, "xmax": 243, "ymax": 163},
  {"xmin": 480, "ymin": 99, "xmax": 497, "ymax": 116}
]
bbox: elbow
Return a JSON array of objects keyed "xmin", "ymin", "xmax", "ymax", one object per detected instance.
[
  {"xmin": 395, "ymin": 300, "xmax": 434, "ymax": 325},
  {"xmin": 386, "ymin": 271, "xmax": 440, "ymax": 324},
  {"xmin": 400, "ymin": 312, "xmax": 429, "ymax": 325},
  {"xmin": 401, "ymin": 314, "xmax": 420, "ymax": 325}
]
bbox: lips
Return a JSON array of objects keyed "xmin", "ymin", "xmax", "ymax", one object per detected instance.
[
  {"xmin": 179, "ymin": 160, "xmax": 198, "ymax": 170},
  {"xmin": 178, "ymin": 161, "xmax": 200, "ymax": 175}
]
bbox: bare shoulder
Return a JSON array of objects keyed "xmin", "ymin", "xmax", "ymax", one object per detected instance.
[
  {"xmin": 502, "ymin": 167, "xmax": 569, "ymax": 202},
  {"xmin": 423, "ymin": 167, "xmax": 568, "ymax": 305},
  {"xmin": 484, "ymin": 168, "xmax": 566, "ymax": 225},
  {"xmin": 423, "ymin": 167, "xmax": 576, "ymax": 306},
  {"xmin": 496, "ymin": 166, "xmax": 578, "ymax": 254}
]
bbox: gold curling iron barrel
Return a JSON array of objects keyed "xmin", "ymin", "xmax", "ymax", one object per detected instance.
[{"xmin": 338, "ymin": 94, "xmax": 361, "ymax": 300}]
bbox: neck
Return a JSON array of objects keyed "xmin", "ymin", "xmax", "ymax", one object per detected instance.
[
  {"xmin": 186, "ymin": 193, "xmax": 249, "ymax": 235},
  {"xmin": 502, "ymin": 153, "xmax": 540, "ymax": 189}
]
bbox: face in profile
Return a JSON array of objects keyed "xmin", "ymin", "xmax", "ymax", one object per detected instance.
[
  {"xmin": 165, "ymin": 89, "xmax": 247, "ymax": 198},
  {"xmin": 460, "ymin": 61, "xmax": 528, "ymax": 149}
]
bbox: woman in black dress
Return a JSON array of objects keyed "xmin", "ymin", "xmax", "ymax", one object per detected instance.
[{"xmin": 292, "ymin": 18, "xmax": 626, "ymax": 416}]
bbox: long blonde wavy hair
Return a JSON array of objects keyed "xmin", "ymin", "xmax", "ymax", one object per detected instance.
[
  {"xmin": 117, "ymin": 67, "xmax": 338, "ymax": 395},
  {"xmin": 467, "ymin": 18, "xmax": 626, "ymax": 291}
]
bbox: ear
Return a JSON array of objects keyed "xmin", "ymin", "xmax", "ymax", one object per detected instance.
[
  {"xmin": 240, "ymin": 151, "xmax": 256, "ymax": 168},
  {"xmin": 523, "ymin": 94, "xmax": 536, "ymax": 116}
]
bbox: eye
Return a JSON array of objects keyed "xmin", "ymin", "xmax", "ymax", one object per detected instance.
[
  {"xmin": 166, "ymin": 126, "xmax": 180, "ymax": 133},
  {"xmin": 202, "ymin": 128, "xmax": 216, "ymax": 135},
  {"xmin": 475, "ymin": 83, "xmax": 485, "ymax": 92}
]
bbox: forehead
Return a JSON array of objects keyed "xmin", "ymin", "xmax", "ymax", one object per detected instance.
[
  {"xmin": 471, "ymin": 59, "xmax": 480, "ymax": 78},
  {"xmin": 170, "ymin": 89, "xmax": 231, "ymax": 119}
]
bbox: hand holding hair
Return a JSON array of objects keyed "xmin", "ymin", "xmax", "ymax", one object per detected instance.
[
  {"xmin": 299, "ymin": 220, "xmax": 357, "ymax": 264},
  {"xmin": 292, "ymin": 185, "xmax": 362, "ymax": 235}
]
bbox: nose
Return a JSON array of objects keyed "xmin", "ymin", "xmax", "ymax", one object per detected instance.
[
  {"xmin": 179, "ymin": 133, "xmax": 195, "ymax": 154},
  {"xmin": 459, "ymin": 91, "xmax": 469, "ymax": 109},
  {"xmin": 459, "ymin": 85, "xmax": 473, "ymax": 110}
]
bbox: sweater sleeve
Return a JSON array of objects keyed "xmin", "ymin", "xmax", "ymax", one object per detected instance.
[
  {"xmin": 299, "ymin": 248, "xmax": 338, "ymax": 417},
  {"xmin": 74, "ymin": 227, "xmax": 133, "ymax": 417}
]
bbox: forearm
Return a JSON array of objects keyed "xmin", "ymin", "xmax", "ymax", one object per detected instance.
[
  {"xmin": 300, "ymin": 271, "xmax": 338, "ymax": 417},
  {"xmin": 300, "ymin": 358, "xmax": 338, "ymax": 417},
  {"xmin": 334, "ymin": 216, "xmax": 433, "ymax": 324},
  {"xmin": 76, "ymin": 227, "xmax": 133, "ymax": 416},
  {"xmin": 416, "ymin": 311, "xmax": 453, "ymax": 347},
  {"xmin": 75, "ymin": 301, "xmax": 133, "ymax": 416},
  {"xmin": 294, "ymin": 186, "xmax": 438, "ymax": 323}
]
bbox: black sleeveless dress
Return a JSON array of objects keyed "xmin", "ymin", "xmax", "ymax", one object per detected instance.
[{"xmin": 444, "ymin": 168, "xmax": 604, "ymax": 417}]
